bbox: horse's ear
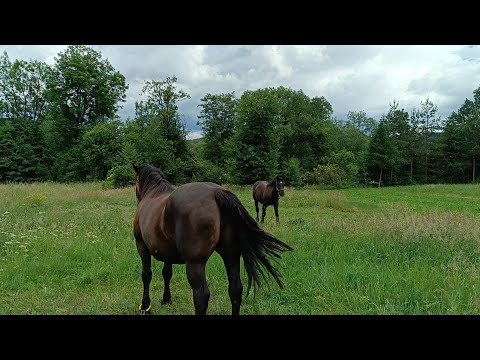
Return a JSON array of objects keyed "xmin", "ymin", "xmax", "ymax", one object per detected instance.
[{"xmin": 132, "ymin": 163, "xmax": 140, "ymax": 174}]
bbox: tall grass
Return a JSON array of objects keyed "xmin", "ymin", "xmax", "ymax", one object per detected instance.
[{"xmin": 1, "ymin": 182, "xmax": 480, "ymax": 314}]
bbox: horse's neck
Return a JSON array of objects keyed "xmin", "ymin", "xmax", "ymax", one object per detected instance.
[{"xmin": 267, "ymin": 184, "xmax": 278, "ymax": 198}]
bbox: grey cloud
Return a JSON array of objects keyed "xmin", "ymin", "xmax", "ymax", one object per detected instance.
[
  {"xmin": 315, "ymin": 45, "xmax": 380, "ymax": 70},
  {"xmin": 455, "ymin": 45, "xmax": 480, "ymax": 63},
  {"xmin": 2, "ymin": 45, "xmax": 480, "ymax": 136}
]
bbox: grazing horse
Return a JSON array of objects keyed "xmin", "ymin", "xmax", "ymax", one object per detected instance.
[
  {"xmin": 132, "ymin": 164, "xmax": 293, "ymax": 315},
  {"xmin": 253, "ymin": 176, "xmax": 285, "ymax": 224}
]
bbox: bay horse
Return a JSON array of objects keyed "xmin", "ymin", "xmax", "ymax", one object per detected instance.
[
  {"xmin": 132, "ymin": 164, "xmax": 293, "ymax": 315},
  {"xmin": 252, "ymin": 176, "xmax": 285, "ymax": 224}
]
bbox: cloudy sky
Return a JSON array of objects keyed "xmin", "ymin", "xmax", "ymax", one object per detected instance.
[{"xmin": 2, "ymin": 45, "xmax": 480, "ymax": 139}]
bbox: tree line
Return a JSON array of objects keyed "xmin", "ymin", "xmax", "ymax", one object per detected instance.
[{"xmin": 1, "ymin": 45, "xmax": 479, "ymax": 188}]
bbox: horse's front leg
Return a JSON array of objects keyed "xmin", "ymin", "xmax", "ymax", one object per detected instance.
[
  {"xmin": 135, "ymin": 239, "xmax": 152, "ymax": 314},
  {"xmin": 274, "ymin": 202, "xmax": 280, "ymax": 224},
  {"xmin": 261, "ymin": 204, "xmax": 267, "ymax": 224},
  {"xmin": 162, "ymin": 262, "xmax": 173, "ymax": 304}
]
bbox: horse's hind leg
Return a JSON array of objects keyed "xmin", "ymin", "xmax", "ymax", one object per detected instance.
[
  {"xmin": 221, "ymin": 254, "xmax": 243, "ymax": 315},
  {"xmin": 135, "ymin": 240, "xmax": 152, "ymax": 314},
  {"xmin": 186, "ymin": 262, "xmax": 210, "ymax": 315},
  {"xmin": 161, "ymin": 263, "xmax": 173, "ymax": 304},
  {"xmin": 254, "ymin": 199, "xmax": 260, "ymax": 222}
]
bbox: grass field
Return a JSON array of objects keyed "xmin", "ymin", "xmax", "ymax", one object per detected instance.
[{"xmin": 1, "ymin": 181, "xmax": 480, "ymax": 315}]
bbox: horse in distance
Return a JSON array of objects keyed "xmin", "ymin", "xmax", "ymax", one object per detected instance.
[
  {"xmin": 252, "ymin": 176, "xmax": 285, "ymax": 224},
  {"xmin": 132, "ymin": 164, "xmax": 293, "ymax": 315}
]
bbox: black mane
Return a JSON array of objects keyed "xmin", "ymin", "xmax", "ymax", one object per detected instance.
[
  {"xmin": 138, "ymin": 165, "xmax": 175, "ymax": 198},
  {"xmin": 268, "ymin": 176, "xmax": 283, "ymax": 187}
]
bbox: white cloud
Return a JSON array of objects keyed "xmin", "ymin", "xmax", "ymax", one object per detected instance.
[
  {"xmin": 186, "ymin": 131, "xmax": 203, "ymax": 140},
  {"xmin": 2, "ymin": 45, "xmax": 480, "ymax": 130},
  {"xmin": 0, "ymin": 45, "xmax": 68, "ymax": 65}
]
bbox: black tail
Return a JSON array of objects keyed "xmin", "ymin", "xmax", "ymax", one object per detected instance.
[{"xmin": 215, "ymin": 189, "xmax": 293, "ymax": 297}]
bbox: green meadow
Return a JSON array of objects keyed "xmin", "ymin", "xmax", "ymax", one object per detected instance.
[{"xmin": 1, "ymin": 182, "xmax": 480, "ymax": 315}]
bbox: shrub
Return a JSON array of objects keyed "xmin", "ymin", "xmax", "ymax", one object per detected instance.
[
  {"xmin": 284, "ymin": 158, "xmax": 303, "ymax": 187},
  {"xmin": 103, "ymin": 164, "xmax": 136, "ymax": 189},
  {"xmin": 188, "ymin": 158, "xmax": 229, "ymax": 184},
  {"xmin": 304, "ymin": 164, "xmax": 349, "ymax": 188}
]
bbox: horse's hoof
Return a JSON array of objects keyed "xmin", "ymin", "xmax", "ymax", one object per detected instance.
[
  {"xmin": 161, "ymin": 299, "xmax": 172, "ymax": 305},
  {"xmin": 138, "ymin": 304, "xmax": 151, "ymax": 315}
]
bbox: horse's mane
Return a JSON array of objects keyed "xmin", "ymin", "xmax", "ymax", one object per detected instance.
[
  {"xmin": 268, "ymin": 176, "xmax": 283, "ymax": 187},
  {"xmin": 138, "ymin": 165, "xmax": 175, "ymax": 197}
]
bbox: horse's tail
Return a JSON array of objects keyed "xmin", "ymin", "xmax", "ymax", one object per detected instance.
[{"xmin": 214, "ymin": 189, "xmax": 293, "ymax": 297}]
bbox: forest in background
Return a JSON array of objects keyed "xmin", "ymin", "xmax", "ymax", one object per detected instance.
[{"xmin": 1, "ymin": 45, "xmax": 479, "ymax": 188}]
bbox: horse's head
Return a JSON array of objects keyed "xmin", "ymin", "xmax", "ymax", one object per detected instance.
[{"xmin": 275, "ymin": 176, "xmax": 285, "ymax": 197}]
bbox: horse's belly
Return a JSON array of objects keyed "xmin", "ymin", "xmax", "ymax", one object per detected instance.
[
  {"xmin": 152, "ymin": 251, "xmax": 185, "ymax": 264},
  {"xmin": 146, "ymin": 239, "xmax": 184, "ymax": 264}
]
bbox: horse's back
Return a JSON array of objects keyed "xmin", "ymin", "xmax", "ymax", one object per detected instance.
[
  {"xmin": 253, "ymin": 180, "xmax": 268, "ymax": 193},
  {"xmin": 253, "ymin": 180, "xmax": 267, "ymax": 188},
  {"xmin": 167, "ymin": 182, "xmax": 224, "ymax": 219},
  {"xmin": 169, "ymin": 182, "xmax": 223, "ymax": 204}
]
